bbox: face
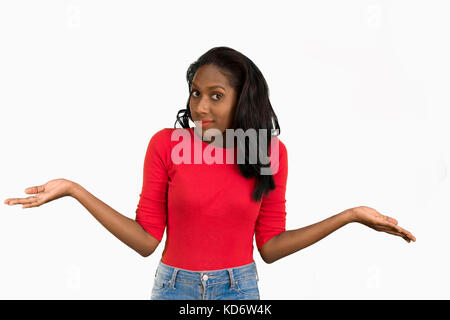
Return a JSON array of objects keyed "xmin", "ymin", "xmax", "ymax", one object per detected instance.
[{"xmin": 189, "ymin": 64, "xmax": 238, "ymax": 144}]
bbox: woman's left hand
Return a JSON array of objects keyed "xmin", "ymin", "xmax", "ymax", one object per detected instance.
[{"xmin": 348, "ymin": 206, "xmax": 416, "ymax": 243}]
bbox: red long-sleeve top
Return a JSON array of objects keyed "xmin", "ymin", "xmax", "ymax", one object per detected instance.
[{"xmin": 135, "ymin": 127, "xmax": 288, "ymax": 271}]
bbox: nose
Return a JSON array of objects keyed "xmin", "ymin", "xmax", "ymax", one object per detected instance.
[
  {"xmin": 196, "ymin": 102, "xmax": 209, "ymax": 114},
  {"xmin": 192, "ymin": 95, "xmax": 210, "ymax": 113}
]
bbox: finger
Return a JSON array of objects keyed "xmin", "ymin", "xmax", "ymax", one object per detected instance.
[
  {"xmin": 376, "ymin": 223, "xmax": 408, "ymax": 238},
  {"xmin": 402, "ymin": 229, "xmax": 416, "ymax": 242},
  {"xmin": 374, "ymin": 211, "xmax": 415, "ymax": 242},
  {"xmin": 385, "ymin": 216, "xmax": 398, "ymax": 225},
  {"xmin": 400, "ymin": 227, "xmax": 416, "ymax": 242},
  {"xmin": 25, "ymin": 185, "xmax": 45, "ymax": 194},
  {"xmin": 5, "ymin": 196, "xmax": 37, "ymax": 206},
  {"xmin": 386, "ymin": 225, "xmax": 415, "ymax": 242},
  {"xmin": 381, "ymin": 220, "xmax": 406, "ymax": 234},
  {"xmin": 395, "ymin": 225, "xmax": 416, "ymax": 242},
  {"xmin": 379, "ymin": 219, "xmax": 401, "ymax": 232},
  {"xmin": 22, "ymin": 201, "xmax": 40, "ymax": 209},
  {"xmin": 377, "ymin": 226, "xmax": 411, "ymax": 242},
  {"xmin": 5, "ymin": 198, "xmax": 21, "ymax": 205},
  {"xmin": 21, "ymin": 197, "xmax": 42, "ymax": 208}
]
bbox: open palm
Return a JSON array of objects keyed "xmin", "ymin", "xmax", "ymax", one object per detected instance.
[
  {"xmin": 4, "ymin": 178, "xmax": 74, "ymax": 209},
  {"xmin": 351, "ymin": 206, "xmax": 416, "ymax": 243}
]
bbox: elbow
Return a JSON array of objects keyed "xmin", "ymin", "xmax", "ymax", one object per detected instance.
[
  {"xmin": 262, "ymin": 256, "xmax": 276, "ymax": 264},
  {"xmin": 259, "ymin": 239, "xmax": 279, "ymax": 264},
  {"xmin": 139, "ymin": 251, "xmax": 151, "ymax": 258},
  {"xmin": 138, "ymin": 247, "xmax": 154, "ymax": 258},
  {"xmin": 135, "ymin": 225, "xmax": 161, "ymax": 257},
  {"xmin": 260, "ymin": 252, "xmax": 276, "ymax": 264}
]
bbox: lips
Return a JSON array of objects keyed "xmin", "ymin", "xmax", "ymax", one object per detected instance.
[
  {"xmin": 197, "ymin": 119, "xmax": 214, "ymax": 125},
  {"xmin": 201, "ymin": 120, "xmax": 214, "ymax": 127}
]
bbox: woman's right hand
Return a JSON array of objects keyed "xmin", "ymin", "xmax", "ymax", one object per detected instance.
[{"xmin": 4, "ymin": 178, "xmax": 75, "ymax": 209}]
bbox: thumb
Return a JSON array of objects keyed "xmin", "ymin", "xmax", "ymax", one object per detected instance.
[
  {"xmin": 387, "ymin": 216, "xmax": 398, "ymax": 225},
  {"xmin": 25, "ymin": 185, "xmax": 44, "ymax": 194}
]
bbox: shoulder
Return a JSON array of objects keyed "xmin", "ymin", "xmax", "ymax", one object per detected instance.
[
  {"xmin": 147, "ymin": 128, "xmax": 191, "ymax": 163},
  {"xmin": 150, "ymin": 128, "xmax": 174, "ymax": 143},
  {"xmin": 267, "ymin": 136, "xmax": 288, "ymax": 176},
  {"xmin": 269, "ymin": 135, "xmax": 287, "ymax": 158},
  {"xmin": 145, "ymin": 128, "xmax": 175, "ymax": 160}
]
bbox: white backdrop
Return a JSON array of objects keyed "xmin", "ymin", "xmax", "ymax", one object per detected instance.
[{"xmin": 1, "ymin": 0, "xmax": 448, "ymax": 299}]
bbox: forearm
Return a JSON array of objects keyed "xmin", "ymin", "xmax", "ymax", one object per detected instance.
[
  {"xmin": 262, "ymin": 210, "xmax": 354, "ymax": 264},
  {"xmin": 70, "ymin": 182, "xmax": 156, "ymax": 257}
]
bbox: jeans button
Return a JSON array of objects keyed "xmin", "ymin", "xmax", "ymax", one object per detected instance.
[{"xmin": 202, "ymin": 274, "xmax": 209, "ymax": 281}]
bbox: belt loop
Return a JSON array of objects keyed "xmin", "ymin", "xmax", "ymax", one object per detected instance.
[
  {"xmin": 227, "ymin": 268, "xmax": 235, "ymax": 290},
  {"xmin": 254, "ymin": 263, "xmax": 259, "ymax": 281},
  {"xmin": 170, "ymin": 268, "xmax": 179, "ymax": 289}
]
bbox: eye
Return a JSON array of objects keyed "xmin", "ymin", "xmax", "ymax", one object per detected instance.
[
  {"xmin": 190, "ymin": 90, "xmax": 223, "ymax": 101},
  {"xmin": 212, "ymin": 93, "xmax": 222, "ymax": 100}
]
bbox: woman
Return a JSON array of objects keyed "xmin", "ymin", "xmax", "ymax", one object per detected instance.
[{"xmin": 3, "ymin": 46, "xmax": 416, "ymax": 300}]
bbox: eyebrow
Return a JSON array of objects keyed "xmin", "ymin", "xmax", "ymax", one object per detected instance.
[{"xmin": 191, "ymin": 82, "xmax": 226, "ymax": 91}]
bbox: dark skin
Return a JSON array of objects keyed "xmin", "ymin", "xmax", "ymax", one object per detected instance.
[
  {"xmin": 3, "ymin": 64, "xmax": 416, "ymax": 264},
  {"xmin": 188, "ymin": 64, "xmax": 416, "ymax": 263},
  {"xmin": 189, "ymin": 64, "xmax": 238, "ymax": 148}
]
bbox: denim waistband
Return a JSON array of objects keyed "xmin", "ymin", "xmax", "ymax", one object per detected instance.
[{"xmin": 155, "ymin": 260, "xmax": 259, "ymax": 289}]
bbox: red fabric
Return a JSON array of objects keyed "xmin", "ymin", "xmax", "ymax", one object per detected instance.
[{"xmin": 135, "ymin": 127, "xmax": 288, "ymax": 271}]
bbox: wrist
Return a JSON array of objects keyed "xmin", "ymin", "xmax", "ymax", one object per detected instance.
[
  {"xmin": 341, "ymin": 209, "xmax": 357, "ymax": 224},
  {"xmin": 68, "ymin": 181, "xmax": 83, "ymax": 199}
]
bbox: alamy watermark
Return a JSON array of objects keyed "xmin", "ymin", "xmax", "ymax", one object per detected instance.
[{"xmin": 170, "ymin": 124, "xmax": 280, "ymax": 175}]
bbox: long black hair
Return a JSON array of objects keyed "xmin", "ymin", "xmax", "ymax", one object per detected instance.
[{"xmin": 174, "ymin": 46, "xmax": 281, "ymax": 202}]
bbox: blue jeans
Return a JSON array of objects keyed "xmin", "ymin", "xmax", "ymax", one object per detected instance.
[{"xmin": 150, "ymin": 260, "xmax": 260, "ymax": 300}]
